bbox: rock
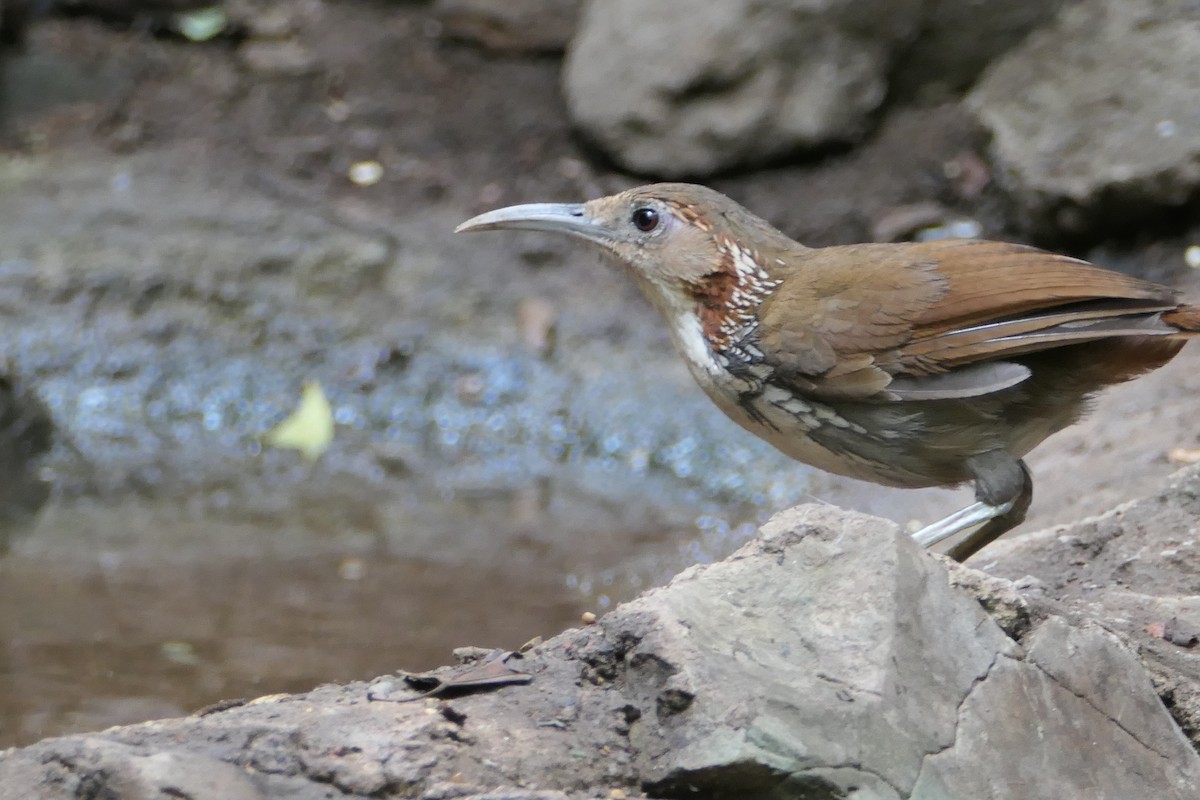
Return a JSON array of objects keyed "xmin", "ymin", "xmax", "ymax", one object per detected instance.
[
  {"xmin": 984, "ymin": 463, "xmax": 1200, "ymax": 747},
  {"xmin": 891, "ymin": 0, "xmax": 1067, "ymax": 100},
  {"xmin": 435, "ymin": 0, "xmax": 582, "ymax": 54},
  {"xmin": 612, "ymin": 506, "xmax": 1014, "ymax": 797},
  {"xmin": 939, "ymin": 553, "xmax": 1036, "ymax": 639},
  {"xmin": 968, "ymin": 0, "xmax": 1200, "ymax": 237},
  {"xmin": 563, "ymin": 0, "xmax": 921, "ymax": 177},
  {"xmin": 1025, "ymin": 616, "xmax": 1198, "ymax": 769},
  {"xmin": 914, "ymin": 635, "xmax": 1199, "ymax": 798},
  {"xmin": 4, "ymin": 503, "xmax": 1198, "ymax": 799},
  {"xmin": 0, "ymin": 739, "xmax": 265, "ymax": 800}
]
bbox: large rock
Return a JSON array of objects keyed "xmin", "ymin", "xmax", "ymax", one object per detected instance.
[
  {"xmin": 983, "ymin": 463, "xmax": 1200, "ymax": 748},
  {"xmin": 618, "ymin": 506, "xmax": 1015, "ymax": 796},
  {"xmin": 4, "ymin": 504, "xmax": 1198, "ymax": 799},
  {"xmin": 968, "ymin": 0, "xmax": 1200, "ymax": 236},
  {"xmin": 619, "ymin": 507, "xmax": 1200, "ymax": 798},
  {"xmin": 563, "ymin": 0, "xmax": 921, "ymax": 177}
]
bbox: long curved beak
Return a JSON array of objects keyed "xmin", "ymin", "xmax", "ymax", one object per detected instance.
[{"xmin": 455, "ymin": 203, "xmax": 603, "ymax": 242}]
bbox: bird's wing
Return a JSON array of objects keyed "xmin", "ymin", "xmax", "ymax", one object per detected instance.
[{"xmin": 755, "ymin": 239, "xmax": 1181, "ymax": 401}]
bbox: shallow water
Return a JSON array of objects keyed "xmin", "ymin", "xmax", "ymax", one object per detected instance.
[{"xmin": 0, "ymin": 469, "xmax": 764, "ymax": 747}]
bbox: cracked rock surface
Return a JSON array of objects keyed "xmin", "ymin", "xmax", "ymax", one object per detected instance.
[
  {"xmin": 4, "ymin": 504, "xmax": 1198, "ymax": 799},
  {"xmin": 983, "ymin": 464, "xmax": 1200, "ymax": 751}
]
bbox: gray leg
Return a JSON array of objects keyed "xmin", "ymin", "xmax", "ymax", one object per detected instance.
[{"xmin": 910, "ymin": 452, "xmax": 1033, "ymax": 562}]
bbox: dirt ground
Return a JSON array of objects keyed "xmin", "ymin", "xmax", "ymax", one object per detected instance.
[{"xmin": 0, "ymin": 1, "xmax": 1198, "ymax": 748}]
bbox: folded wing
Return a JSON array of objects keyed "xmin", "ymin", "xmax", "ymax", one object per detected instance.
[{"xmin": 756, "ymin": 239, "xmax": 1186, "ymax": 401}]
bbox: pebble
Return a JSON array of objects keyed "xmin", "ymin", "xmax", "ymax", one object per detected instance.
[
  {"xmin": 175, "ymin": 7, "xmax": 228, "ymax": 42},
  {"xmin": 349, "ymin": 160, "xmax": 384, "ymax": 187},
  {"xmin": 1184, "ymin": 245, "xmax": 1200, "ymax": 269},
  {"xmin": 338, "ymin": 557, "xmax": 366, "ymax": 581}
]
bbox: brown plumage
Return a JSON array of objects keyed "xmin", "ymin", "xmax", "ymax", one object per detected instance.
[{"xmin": 458, "ymin": 183, "xmax": 1199, "ymax": 560}]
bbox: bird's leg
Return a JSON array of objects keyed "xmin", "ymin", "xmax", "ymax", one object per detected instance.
[{"xmin": 911, "ymin": 453, "xmax": 1033, "ymax": 562}]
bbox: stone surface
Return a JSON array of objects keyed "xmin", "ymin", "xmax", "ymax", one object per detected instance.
[
  {"xmin": 1026, "ymin": 617, "xmax": 1200, "ymax": 770},
  {"xmin": 0, "ymin": 739, "xmax": 267, "ymax": 800},
  {"xmin": 891, "ymin": 0, "xmax": 1067, "ymax": 100},
  {"xmin": 563, "ymin": 0, "xmax": 921, "ymax": 176},
  {"xmin": 435, "ymin": 0, "xmax": 582, "ymax": 53},
  {"xmin": 4, "ymin": 504, "xmax": 1198, "ymax": 799},
  {"xmin": 616, "ymin": 507, "xmax": 1014, "ymax": 796},
  {"xmin": 913, "ymin": 648, "xmax": 1199, "ymax": 799},
  {"xmin": 968, "ymin": 0, "xmax": 1200, "ymax": 236},
  {"xmin": 984, "ymin": 464, "xmax": 1200, "ymax": 748},
  {"xmin": 939, "ymin": 553, "xmax": 1035, "ymax": 639}
]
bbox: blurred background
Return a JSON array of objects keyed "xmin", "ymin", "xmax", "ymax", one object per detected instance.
[{"xmin": 0, "ymin": 0, "xmax": 1197, "ymax": 748}]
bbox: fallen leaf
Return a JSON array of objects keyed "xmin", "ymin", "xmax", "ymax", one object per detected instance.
[
  {"xmin": 264, "ymin": 381, "xmax": 334, "ymax": 461},
  {"xmin": 174, "ymin": 7, "xmax": 228, "ymax": 42},
  {"xmin": 368, "ymin": 650, "xmax": 533, "ymax": 702}
]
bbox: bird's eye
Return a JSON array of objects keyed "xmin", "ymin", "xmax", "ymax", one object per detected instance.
[{"xmin": 631, "ymin": 207, "xmax": 659, "ymax": 232}]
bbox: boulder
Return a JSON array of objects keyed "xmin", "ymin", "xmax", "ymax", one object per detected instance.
[
  {"xmin": 563, "ymin": 0, "xmax": 921, "ymax": 176},
  {"xmin": 968, "ymin": 0, "xmax": 1200, "ymax": 236}
]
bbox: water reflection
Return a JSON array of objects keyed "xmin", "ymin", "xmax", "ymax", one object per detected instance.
[
  {"xmin": 0, "ymin": 536, "xmax": 584, "ymax": 747},
  {"xmin": 0, "ymin": 477, "xmax": 737, "ymax": 748}
]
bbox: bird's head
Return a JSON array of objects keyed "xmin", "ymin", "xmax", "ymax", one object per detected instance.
[{"xmin": 456, "ymin": 183, "xmax": 794, "ymax": 335}]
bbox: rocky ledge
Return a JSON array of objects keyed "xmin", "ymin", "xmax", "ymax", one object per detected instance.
[{"xmin": 4, "ymin": 468, "xmax": 1200, "ymax": 800}]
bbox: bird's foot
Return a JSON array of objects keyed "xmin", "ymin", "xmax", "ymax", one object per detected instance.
[
  {"xmin": 911, "ymin": 499, "xmax": 1016, "ymax": 549},
  {"xmin": 913, "ymin": 454, "xmax": 1033, "ymax": 562}
]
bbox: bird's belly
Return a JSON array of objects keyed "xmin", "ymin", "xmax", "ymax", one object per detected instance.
[
  {"xmin": 703, "ymin": 379, "xmax": 943, "ymax": 488},
  {"xmin": 667, "ymin": 315, "xmax": 881, "ymax": 479}
]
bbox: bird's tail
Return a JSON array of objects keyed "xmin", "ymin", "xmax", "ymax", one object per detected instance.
[{"xmin": 1163, "ymin": 305, "xmax": 1200, "ymax": 336}]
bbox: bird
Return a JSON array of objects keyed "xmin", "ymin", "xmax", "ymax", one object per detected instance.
[{"xmin": 456, "ymin": 183, "xmax": 1200, "ymax": 561}]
